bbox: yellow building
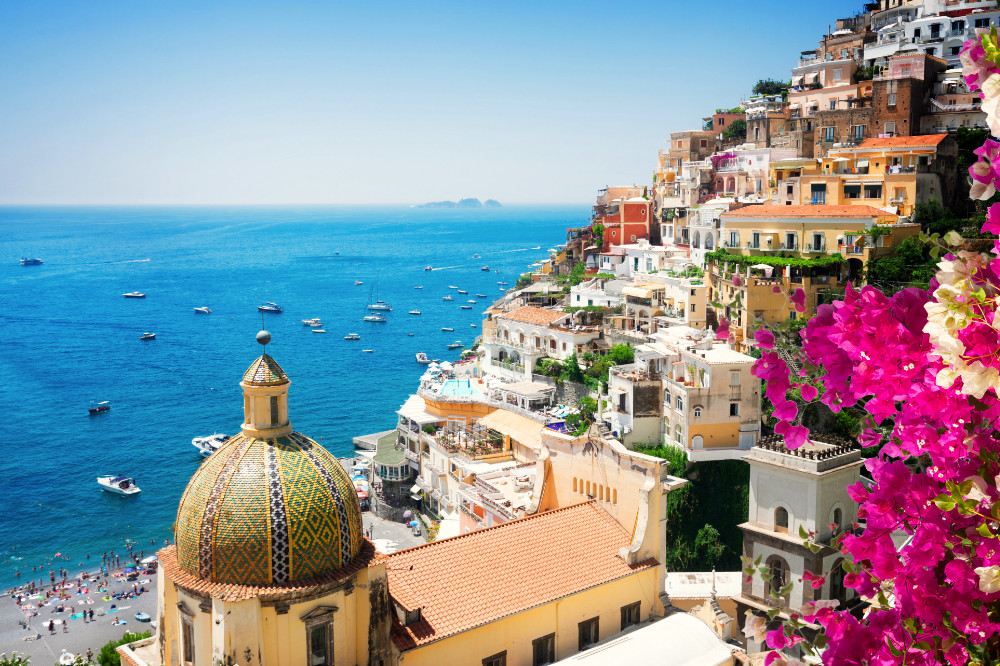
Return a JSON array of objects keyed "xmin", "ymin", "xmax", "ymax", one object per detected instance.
[
  {"xmin": 710, "ymin": 205, "xmax": 920, "ymax": 350},
  {"xmin": 774, "ymin": 134, "xmax": 958, "ymax": 216}
]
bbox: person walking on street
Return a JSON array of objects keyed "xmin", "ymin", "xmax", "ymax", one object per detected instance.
[
  {"xmin": 48, "ymin": 619, "xmax": 54, "ymax": 634},
  {"xmin": 62, "ymin": 619, "xmax": 68, "ymax": 633}
]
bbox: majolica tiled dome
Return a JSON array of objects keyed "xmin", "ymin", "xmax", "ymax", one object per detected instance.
[
  {"xmin": 174, "ymin": 432, "xmax": 364, "ymax": 585},
  {"xmin": 242, "ymin": 354, "xmax": 289, "ymax": 386}
]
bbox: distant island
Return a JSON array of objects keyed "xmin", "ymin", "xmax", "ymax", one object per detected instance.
[{"xmin": 417, "ymin": 198, "xmax": 502, "ymax": 208}]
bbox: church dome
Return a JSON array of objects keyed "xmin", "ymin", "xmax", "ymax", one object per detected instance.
[
  {"xmin": 175, "ymin": 431, "xmax": 364, "ymax": 585},
  {"xmin": 243, "ymin": 353, "xmax": 289, "ymax": 386}
]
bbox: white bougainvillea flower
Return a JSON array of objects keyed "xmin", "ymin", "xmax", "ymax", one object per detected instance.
[{"xmin": 975, "ymin": 565, "xmax": 1000, "ymax": 594}]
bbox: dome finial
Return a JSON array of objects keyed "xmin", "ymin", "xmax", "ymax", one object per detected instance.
[{"xmin": 256, "ymin": 330, "xmax": 271, "ymax": 347}]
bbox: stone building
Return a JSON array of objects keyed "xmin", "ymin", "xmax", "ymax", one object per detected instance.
[{"xmin": 735, "ymin": 434, "xmax": 863, "ymax": 653}]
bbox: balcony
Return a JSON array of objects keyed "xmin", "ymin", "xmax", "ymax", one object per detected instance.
[
  {"xmin": 804, "ymin": 242, "xmax": 827, "ymax": 253},
  {"xmin": 404, "ymin": 449, "xmax": 420, "ymax": 463}
]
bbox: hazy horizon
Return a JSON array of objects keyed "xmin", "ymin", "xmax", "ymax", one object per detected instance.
[{"xmin": 1, "ymin": 0, "xmax": 862, "ymax": 205}]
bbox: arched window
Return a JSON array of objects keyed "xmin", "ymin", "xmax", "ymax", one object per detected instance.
[
  {"xmin": 613, "ymin": 488, "xmax": 618, "ymax": 504},
  {"xmin": 832, "ymin": 507, "xmax": 843, "ymax": 532},
  {"xmin": 705, "ymin": 235, "xmax": 714, "ymax": 250},
  {"xmin": 693, "ymin": 407, "xmax": 702, "ymax": 418},
  {"xmin": 586, "ymin": 480, "xmax": 591, "ymax": 496},
  {"xmin": 829, "ymin": 559, "xmax": 847, "ymax": 604},
  {"xmin": 573, "ymin": 477, "xmax": 577, "ymax": 493},
  {"xmin": 691, "ymin": 435, "xmax": 704, "ymax": 449},
  {"xmin": 765, "ymin": 556, "xmax": 791, "ymax": 604},
  {"xmin": 775, "ymin": 507, "xmax": 789, "ymax": 534}
]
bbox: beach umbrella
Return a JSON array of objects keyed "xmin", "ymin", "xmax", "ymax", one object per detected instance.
[
  {"xmin": 403, "ymin": 510, "xmax": 412, "ymax": 518},
  {"xmin": 408, "ymin": 520, "xmax": 419, "ymax": 527},
  {"xmin": 139, "ymin": 556, "xmax": 157, "ymax": 565}
]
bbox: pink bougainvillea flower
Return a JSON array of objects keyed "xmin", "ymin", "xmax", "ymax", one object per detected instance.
[
  {"xmin": 799, "ymin": 384, "xmax": 818, "ymax": 402},
  {"xmin": 715, "ymin": 318, "xmax": 729, "ymax": 340},
  {"xmin": 754, "ymin": 329, "xmax": 775, "ymax": 349},
  {"xmin": 970, "ymin": 139, "xmax": 1000, "ymax": 200},
  {"xmin": 789, "ymin": 288, "xmax": 806, "ymax": 313},
  {"xmin": 984, "ymin": 202, "xmax": 1000, "ymax": 236},
  {"xmin": 772, "ymin": 285, "xmax": 782, "ymax": 294},
  {"xmin": 733, "ymin": 274, "xmax": 743, "ymax": 287}
]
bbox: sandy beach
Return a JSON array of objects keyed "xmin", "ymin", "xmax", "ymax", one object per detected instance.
[{"xmin": 1, "ymin": 563, "xmax": 159, "ymax": 664}]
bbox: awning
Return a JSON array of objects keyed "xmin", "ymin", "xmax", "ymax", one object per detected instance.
[
  {"xmin": 410, "ymin": 484, "xmax": 422, "ymax": 494},
  {"xmin": 478, "ymin": 409, "xmax": 545, "ymax": 450},
  {"xmin": 788, "ymin": 103, "xmax": 800, "ymax": 109},
  {"xmin": 806, "ymin": 100, "xmax": 819, "ymax": 107},
  {"xmin": 857, "ymin": 159, "xmax": 869, "ymax": 167},
  {"xmin": 792, "ymin": 76, "xmax": 803, "ymax": 86},
  {"xmin": 623, "ymin": 286, "xmax": 653, "ymax": 299},
  {"xmin": 501, "ymin": 381, "xmax": 555, "ymax": 399},
  {"xmin": 397, "ymin": 395, "xmax": 440, "ymax": 425},
  {"xmin": 832, "ymin": 157, "xmax": 849, "ymax": 162}
]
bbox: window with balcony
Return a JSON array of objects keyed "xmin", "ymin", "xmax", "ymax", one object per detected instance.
[
  {"xmin": 810, "ymin": 183, "xmax": 826, "ymax": 205},
  {"xmin": 852, "ymin": 124, "xmax": 865, "ymax": 142},
  {"xmin": 812, "ymin": 233, "xmax": 825, "ymax": 251},
  {"xmin": 728, "ymin": 231, "xmax": 739, "ymax": 247},
  {"xmin": 785, "ymin": 232, "xmax": 797, "ymax": 249},
  {"xmin": 824, "ymin": 126, "xmax": 835, "ymax": 142},
  {"xmin": 952, "ymin": 20, "xmax": 965, "ymax": 32}
]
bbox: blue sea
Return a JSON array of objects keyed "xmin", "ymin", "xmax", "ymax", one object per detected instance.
[{"xmin": 0, "ymin": 204, "xmax": 585, "ymax": 588}]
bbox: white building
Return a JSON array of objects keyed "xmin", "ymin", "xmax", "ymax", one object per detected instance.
[
  {"xmin": 482, "ymin": 305, "xmax": 601, "ymax": 379},
  {"xmin": 866, "ymin": 3, "xmax": 1000, "ymax": 67},
  {"xmin": 570, "ymin": 277, "xmax": 624, "ymax": 308},
  {"xmin": 616, "ymin": 239, "xmax": 693, "ymax": 279}
]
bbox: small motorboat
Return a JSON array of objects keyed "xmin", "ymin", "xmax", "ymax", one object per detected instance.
[
  {"xmin": 97, "ymin": 475, "xmax": 141, "ymax": 495},
  {"xmin": 449, "ymin": 285, "xmax": 457, "ymax": 289},
  {"xmin": 460, "ymin": 305, "xmax": 472, "ymax": 310},
  {"xmin": 363, "ymin": 314, "xmax": 387, "ymax": 322},
  {"xmin": 89, "ymin": 401, "xmax": 111, "ymax": 415},
  {"xmin": 407, "ymin": 333, "xmax": 414, "ymax": 337},
  {"xmin": 334, "ymin": 251, "xmax": 340, "ymax": 255},
  {"xmin": 362, "ymin": 349, "xmax": 374, "ymax": 353},
  {"xmin": 344, "ymin": 333, "xmax": 361, "ymax": 340},
  {"xmin": 409, "ymin": 310, "xmax": 421, "ymax": 315},
  {"xmin": 140, "ymin": 332, "xmax": 156, "ymax": 340},
  {"xmin": 424, "ymin": 266, "xmax": 433, "ymax": 271},
  {"xmin": 258, "ymin": 302, "xmax": 283, "ymax": 313},
  {"xmin": 355, "ymin": 280, "xmax": 363, "ymax": 285},
  {"xmin": 467, "ymin": 299, "xmax": 477, "ymax": 304},
  {"xmin": 20, "ymin": 258, "xmax": 43, "ymax": 266},
  {"xmin": 447, "ymin": 341, "xmax": 463, "ymax": 349},
  {"xmin": 443, "ymin": 296, "xmax": 454, "ymax": 301},
  {"xmin": 312, "ymin": 329, "xmax": 327, "ymax": 333},
  {"xmin": 441, "ymin": 327, "xmax": 454, "ymax": 332},
  {"xmin": 415, "ymin": 286, "xmax": 423, "ymax": 289},
  {"xmin": 531, "ymin": 246, "xmax": 541, "ymax": 250},
  {"xmin": 476, "ymin": 293, "xmax": 487, "ymax": 298},
  {"xmin": 302, "ymin": 318, "xmax": 323, "ymax": 326},
  {"xmin": 481, "ymin": 266, "xmax": 490, "ymax": 271},
  {"xmin": 498, "ymin": 281, "xmax": 508, "ymax": 285},
  {"xmin": 368, "ymin": 301, "xmax": 392, "ymax": 311},
  {"xmin": 457, "ymin": 290, "xmax": 468, "ymax": 294},
  {"xmin": 123, "ymin": 291, "xmax": 146, "ymax": 298},
  {"xmin": 416, "ymin": 352, "xmax": 432, "ymax": 364},
  {"xmin": 192, "ymin": 433, "xmax": 229, "ymax": 457},
  {"xmin": 473, "ymin": 254, "xmax": 481, "ymax": 259},
  {"xmin": 193, "ymin": 307, "xmax": 212, "ymax": 314},
  {"xmin": 471, "ymin": 324, "xmax": 477, "ymax": 328}
]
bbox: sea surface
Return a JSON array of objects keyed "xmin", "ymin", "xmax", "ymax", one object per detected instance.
[{"xmin": 0, "ymin": 204, "xmax": 585, "ymax": 588}]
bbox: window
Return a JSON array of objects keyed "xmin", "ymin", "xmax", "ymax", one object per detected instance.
[
  {"xmin": 621, "ymin": 602, "xmax": 641, "ymax": 630},
  {"xmin": 976, "ymin": 18, "xmax": 991, "ymax": 29},
  {"xmin": 270, "ymin": 396, "xmax": 279, "ymax": 425},
  {"xmin": 730, "ymin": 371, "xmax": 740, "ymax": 386},
  {"xmin": 852, "ymin": 124, "xmax": 864, "ymax": 142},
  {"xmin": 812, "ymin": 232, "xmax": 824, "ymax": 250},
  {"xmin": 775, "ymin": 507, "xmax": 789, "ymax": 533},
  {"xmin": 900, "ymin": 64, "xmax": 911, "ymax": 78},
  {"xmin": 728, "ymin": 231, "xmax": 739, "ymax": 247},
  {"xmin": 674, "ymin": 424, "xmax": 682, "ymax": 443},
  {"xmin": 309, "ymin": 625, "xmax": 332, "ymax": 666},
  {"xmin": 840, "ymin": 49, "xmax": 847, "ymax": 59},
  {"xmin": 833, "ymin": 507, "xmax": 843, "ymax": 530},
  {"xmin": 532, "ymin": 634, "xmax": 555, "ymax": 666},
  {"xmin": 952, "ymin": 20, "xmax": 965, "ymax": 32},
  {"xmin": 690, "ymin": 303, "xmax": 696, "ymax": 312},
  {"xmin": 887, "ymin": 93, "xmax": 897, "ymax": 107},
  {"xmin": 700, "ymin": 139, "xmax": 707, "ymax": 148},
  {"xmin": 884, "ymin": 121, "xmax": 896, "ymax": 135},
  {"xmin": 912, "ymin": 28, "xmax": 920, "ymax": 39},
  {"xmin": 864, "ymin": 184, "xmax": 883, "ymax": 199},
  {"xmin": 785, "ymin": 232, "xmax": 796, "ymax": 249},
  {"xmin": 951, "ymin": 46, "xmax": 962, "ymax": 56},
  {"xmin": 693, "ymin": 406, "xmax": 702, "ymax": 418},
  {"xmin": 573, "ymin": 477, "xmax": 577, "ymax": 492},
  {"xmin": 181, "ymin": 617, "xmax": 195, "ymax": 666},
  {"xmin": 765, "ymin": 556, "xmax": 791, "ymax": 602},
  {"xmin": 926, "ymin": 47, "xmax": 935, "ymax": 56},
  {"xmin": 676, "ymin": 394, "xmax": 684, "ymax": 411},
  {"xmin": 730, "ymin": 402, "xmax": 740, "ymax": 417},
  {"xmin": 483, "ymin": 652, "xmax": 507, "ymax": 666},
  {"xmin": 579, "ymin": 617, "xmax": 600, "ymax": 650},
  {"xmin": 829, "ymin": 99, "xmax": 836, "ymax": 110},
  {"xmin": 824, "ymin": 126, "xmax": 835, "ymax": 142}
]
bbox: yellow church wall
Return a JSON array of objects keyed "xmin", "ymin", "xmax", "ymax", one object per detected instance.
[{"xmin": 398, "ymin": 568, "xmax": 660, "ymax": 666}]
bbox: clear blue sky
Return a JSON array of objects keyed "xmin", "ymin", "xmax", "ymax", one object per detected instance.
[{"xmin": 0, "ymin": 0, "xmax": 864, "ymax": 205}]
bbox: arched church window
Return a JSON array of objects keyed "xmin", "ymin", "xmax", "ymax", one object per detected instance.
[{"xmin": 775, "ymin": 507, "xmax": 789, "ymax": 534}]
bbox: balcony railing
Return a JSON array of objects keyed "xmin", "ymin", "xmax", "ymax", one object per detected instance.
[{"xmin": 804, "ymin": 242, "xmax": 827, "ymax": 252}]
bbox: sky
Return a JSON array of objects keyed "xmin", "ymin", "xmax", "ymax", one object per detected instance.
[{"xmin": 0, "ymin": 0, "xmax": 865, "ymax": 205}]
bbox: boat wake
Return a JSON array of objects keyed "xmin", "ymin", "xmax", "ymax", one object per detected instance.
[{"xmin": 104, "ymin": 258, "xmax": 151, "ymax": 264}]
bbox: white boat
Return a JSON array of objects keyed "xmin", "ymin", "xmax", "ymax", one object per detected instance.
[
  {"xmin": 363, "ymin": 314, "xmax": 386, "ymax": 322},
  {"xmin": 366, "ymin": 272, "xmax": 392, "ymax": 311},
  {"xmin": 362, "ymin": 349, "xmax": 374, "ymax": 353},
  {"xmin": 192, "ymin": 433, "xmax": 229, "ymax": 457},
  {"xmin": 460, "ymin": 305, "xmax": 472, "ymax": 310},
  {"xmin": 312, "ymin": 329, "xmax": 327, "ymax": 333},
  {"xmin": 476, "ymin": 293, "xmax": 487, "ymax": 298},
  {"xmin": 302, "ymin": 318, "xmax": 323, "ymax": 326},
  {"xmin": 457, "ymin": 290, "xmax": 468, "ymax": 294},
  {"xmin": 97, "ymin": 475, "xmax": 141, "ymax": 495},
  {"xmin": 194, "ymin": 307, "xmax": 212, "ymax": 314},
  {"xmin": 467, "ymin": 300, "xmax": 477, "ymax": 304},
  {"xmin": 409, "ymin": 310, "xmax": 421, "ymax": 315},
  {"xmin": 531, "ymin": 246, "xmax": 541, "ymax": 250},
  {"xmin": 449, "ymin": 285, "xmax": 457, "ymax": 289},
  {"xmin": 139, "ymin": 332, "xmax": 156, "ymax": 340},
  {"xmin": 471, "ymin": 324, "xmax": 477, "ymax": 328},
  {"xmin": 20, "ymin": 257, "xmax": 43, "ymax": 266},
  {"xmin": 344, "ymin": 333, "xmax": 361, "ymax": 340},
  {"xmin": 443, "ymin": 296, "xmax": 454, "ymax": 301},
  {"xmin": 123, "ymin": 291, "xmax": 146, "ymax": 298},
  {"xmin": 407, "ymin": 333, "xmax": 414, "ymax": 336},
  {"xmin": 447, "ymin": 341, "xmax": 463, "ymax": 349},
  {"xmin": 441, "ymin": 327, "xmax": 454, "ymax": 332},
  {"xmin": 415, "ymin": 286, "xmax": 423, "ymax": 289},
  {"xmin": 424, "ymin": 266, "xmax": 433, "ymax": 271},
  {"xmin": 355, "ymin": 280, "xmax": 363, "ymax": 285},
  {"xmin": 368, "ymin": 301, "xmax": 392, "ymax": 311},
  {"xmin": 416, "ymin": 352, "xmax": 432, "ymax": 364},
  {"xmin": 258, "ymin": 302, "xmax": 283, "ymax": 313},
  {"xmin": 481, "ymin": 266, "xmax": 490, "ymax": 271}
]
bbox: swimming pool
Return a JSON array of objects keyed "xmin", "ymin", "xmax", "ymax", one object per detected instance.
[{"xmin": 438, "ymin": 379, "xmax": 480, "ymax": 397}]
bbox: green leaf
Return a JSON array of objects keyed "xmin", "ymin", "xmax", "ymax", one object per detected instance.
[
  {"xmin": 798, "ymin": 524, "xmax": 809, "ymax": 539},
  {"xmin": 977, "ymin": 523, "xmax": 994, "ymax": 538},
  {"xmin": 766, "ymin": 608, "xmax": 780, "ymax": 619},
  {"xmin": 934, "ymin": 497, "xmax": 956, "ymax": 512},
  {"xmin": 780, "ymin": 582, "xmax": 794, "ymax": 595}
]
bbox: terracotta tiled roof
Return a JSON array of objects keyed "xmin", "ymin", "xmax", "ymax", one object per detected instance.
[
  {"xmin": 498, "ymin": 306, "xmax": 568, "ymax": 326},
  {"xmin": 387, "ymin": 501, "xmax": 657, "ymax": 651},
  {"xmin": 158, "ymin": 541, "xmax": 386, "ymax": 602},
  {"xmin": 859, "ymin": 134, "xmax": 948, "ymax": 149},
  {"xmin": 722, "ymin": 205, "xmax": 889, "ymax": 219}
]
